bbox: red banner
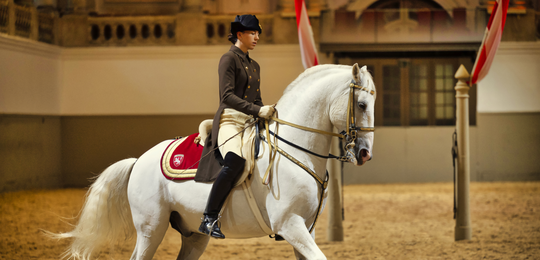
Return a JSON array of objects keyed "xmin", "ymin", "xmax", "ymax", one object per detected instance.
[
  {"xmin": 470, "ymin": 0, "xmax": 509, "ymax": 85},
  {"xmin": 295, "ymin": 0, "xmax": 319, "ymax": 69}
]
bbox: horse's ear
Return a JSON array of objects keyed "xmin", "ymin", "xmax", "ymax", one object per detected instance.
[{"xmin": 352, "ymin": 63, "xmax": 360, "ymax": 83}]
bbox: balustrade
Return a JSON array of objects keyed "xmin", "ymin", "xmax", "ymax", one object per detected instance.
[
  {"xmin": 14, "ymin": 4, "xmax": 31, "ymax": 37},
  {"xmin": 0, "ymin": 0, "xmax": 8, "ymax": 33},
  {"xmin": 87, "ymin": 16, "xmax": 176, "ymax": 46},
  {"xmin": 4, "ymin": 1, "xmax": 521, "ymax": 47},
  {"xmin": 38, "ymin": 11, "xmax": 54, "ymax": 43},
  {"xmin": 0, "ymin": 0, "xmax": 57, "ymax": 44}
]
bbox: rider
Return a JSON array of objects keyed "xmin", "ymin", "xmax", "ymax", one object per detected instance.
[{"xmin": 195, "ymin": 14, "xmax": 275, "ymax": 239}]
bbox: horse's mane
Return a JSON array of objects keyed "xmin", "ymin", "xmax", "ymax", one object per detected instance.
[
  {"xmin": 283, "ymin": 64, "xmax": 375, "ymax": 95},
  {"xmin": 283, "ymin": 64, "xmax": 350, "ymax": 94}
]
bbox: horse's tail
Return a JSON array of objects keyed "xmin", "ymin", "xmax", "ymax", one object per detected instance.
[{"xmin": 47, "ymin": 158, "xmax": 137, "ymax": 260}]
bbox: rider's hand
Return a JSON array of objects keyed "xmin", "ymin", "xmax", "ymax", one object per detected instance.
[{"xmin": 258, "ymin": 105, "xmax": 275, "ymax": 119}]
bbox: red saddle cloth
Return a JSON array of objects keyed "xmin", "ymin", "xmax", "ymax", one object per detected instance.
[{"xmin": 160, "ymin": 133, "xmax": 204, "ymax": 180}]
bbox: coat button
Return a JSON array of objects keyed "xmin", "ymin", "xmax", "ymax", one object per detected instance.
[
  {"xmin": 245, "ymin": 66, "xmax": 248, "ymax": 70},
  {"xmin": 257, "ymin": 89, "xmax": 259, "ymax": 92},
  {"xmin": 254, "ymin": 69, "xmax": 256, "ymax": 72},
  {"xmin": 248, "ymin": 85, "xmax": 251, "ymax": 89},
  {"xmin": 244, "ymin": 95, "xmax": 247, "ymax": 98},
  {"xmin": 249, "ymin": 76, "xmax": 252, "ymax": 79},
  {"xmin": 258, "ymin": 79, "xmax": 260, "ymax": 82}
]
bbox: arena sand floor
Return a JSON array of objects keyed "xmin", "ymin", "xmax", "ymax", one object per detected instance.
[{"xmin": 1, "ymin": 182, "xmax": 538, "ymax": 259}]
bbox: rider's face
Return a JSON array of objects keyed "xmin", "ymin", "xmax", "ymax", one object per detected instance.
[{"xmin": 237, "ymin": 30, "xmax": 260, "ymax": 51}]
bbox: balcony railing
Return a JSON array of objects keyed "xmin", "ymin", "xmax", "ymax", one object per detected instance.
[
  {"xmin": 0, "ymin": 0, "xmax": 9, "ymax": 33},
  {"xmin": 86, "ymin": 14, "xmax": 275, "ymax": 46},
  {"xmin": 87, "ymin": 16, "xmax": 177, "ymax": 46},
  {"xmin": 0, "ymin": 0, "xmax": 57, "ymax": 44},
  {"xmin": 38, "ymin": 11, "xmax": 54, "ymax": 43},
  {"xmin": 14, "ymin": 4, "xmax": 31, "ymax": 38}
]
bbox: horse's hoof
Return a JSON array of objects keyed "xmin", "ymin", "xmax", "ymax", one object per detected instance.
[{"xmin": 274, "ymin": 234, "xmax": 285, "ymax": 241}]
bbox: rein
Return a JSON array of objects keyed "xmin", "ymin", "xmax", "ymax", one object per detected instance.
[
  {"xmin": 267, "ymin": 129, "xmax": 344, "ymax": 161},
  {"xmin": 262, "ymin": 124, "xmax": 328, "ymax": 234}
]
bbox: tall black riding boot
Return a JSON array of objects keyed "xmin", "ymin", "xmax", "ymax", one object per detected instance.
[{"xmin": 199, "ymin": 152, "xmax": 245, "ymax": 239}]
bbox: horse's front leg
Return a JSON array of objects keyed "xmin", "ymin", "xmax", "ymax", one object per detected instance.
[
  {"xmin": 293, "ymin": 229, "xmax": 317, "ymax": 260},
  {"xmin": 278, "ymin": 215, "xmax": 326, "ymax": 260}
]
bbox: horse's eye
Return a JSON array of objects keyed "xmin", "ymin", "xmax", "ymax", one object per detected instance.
[{"xmin": 358, "ymin": 102, "xmax": 367, "ymax": 110}]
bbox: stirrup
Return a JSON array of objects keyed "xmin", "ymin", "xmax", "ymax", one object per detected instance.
[{"xmin": 199, "ymin": 216, "xmax": 225, "ymax": 239}]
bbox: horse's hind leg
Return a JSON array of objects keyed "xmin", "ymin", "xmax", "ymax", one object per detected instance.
[
  {"xmin": 176, "ymin": 233, "xmax": 210, "ymax": 260},
  {"xmin": 130, "ymin": 210, "xmax": 170, "ymax": 260}
]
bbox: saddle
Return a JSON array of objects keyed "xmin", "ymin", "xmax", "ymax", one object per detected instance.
[{"xmin": 161, "ymin": 119, "xmax": 259, "ymax": 187}]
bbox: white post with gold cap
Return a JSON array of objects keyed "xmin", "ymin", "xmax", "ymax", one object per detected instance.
[{"xmin": 454, "ymin": 64, "xmax": 472, "ymax": 241}]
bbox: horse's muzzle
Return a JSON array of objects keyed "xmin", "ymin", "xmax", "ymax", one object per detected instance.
[{"xmin": 359, "ymin": 148, "xmax": 371, "ymax": 165}]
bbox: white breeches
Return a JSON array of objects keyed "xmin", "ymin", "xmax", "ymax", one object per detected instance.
[{"xmin": 218, "ymin": 108, "xmax": 251, "ymax": 158}]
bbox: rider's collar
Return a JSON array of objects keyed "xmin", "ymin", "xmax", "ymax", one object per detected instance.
[{"xmin": 230, "ymin": 45, "xmax": 252, "ymax": 62}]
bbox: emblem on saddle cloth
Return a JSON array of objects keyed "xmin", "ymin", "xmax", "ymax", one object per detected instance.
[
  {"xmin": 161, "ymin": 133, "xmax": 203, "ymax": 180},
  {"xmin": 173, "ymin": 154, "xmax": 184, "ymax": 167}
]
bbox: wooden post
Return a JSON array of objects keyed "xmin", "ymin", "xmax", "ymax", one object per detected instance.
[
  {"xmin": 327, "ymin": 134, "xmax": 343, "ymax": 241},
  {"xmin": 30, "ymin": 6, "xmax": 38, "ymax": 41},
  {"xmin": 7, "ymin": 0, "xmax": 15, "ymax": 35},
  {"xmin": 454, "ymin": 64, "xmax": 472, "ymax": 241}
]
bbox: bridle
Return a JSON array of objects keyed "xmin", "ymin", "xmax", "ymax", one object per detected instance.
[
  {"xmin": 264, "ymin": 78, "xmax": 375, "ymax": 166},
  {"xmin": 268, "ymin": 79, "xmax": 375, "ymax": 152},
  {"xmin": 343, "ymin": 79, "xmax": 376, "ymax": 151}
]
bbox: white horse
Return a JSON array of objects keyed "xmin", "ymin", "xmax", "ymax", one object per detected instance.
[{"xmin": 53, "ymin": 64, "xmax": 376, "ymax": 260}]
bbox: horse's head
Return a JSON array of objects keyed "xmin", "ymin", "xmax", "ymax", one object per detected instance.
[{"xmin": 329, "ymin": 63, "xmax": 376, "ymax": 166}]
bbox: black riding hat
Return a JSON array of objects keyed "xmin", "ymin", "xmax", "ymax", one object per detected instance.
[{"xmin": 231, "ymin": 14, "xmax": 262, "ymax": 35}]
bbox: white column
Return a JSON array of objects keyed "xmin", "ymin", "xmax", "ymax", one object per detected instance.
[
  {"xmin": 327, "ymin": 134, "xmax": 343, "ymax": 241},
  {"xmin": 454, "ymin": 64, "xmax": 472, "ymax": 241}
]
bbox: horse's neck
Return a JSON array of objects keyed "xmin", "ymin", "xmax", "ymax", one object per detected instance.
[{"xmin": 272, "ymin": 71, "xmax": 341, "ymax": 171}]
